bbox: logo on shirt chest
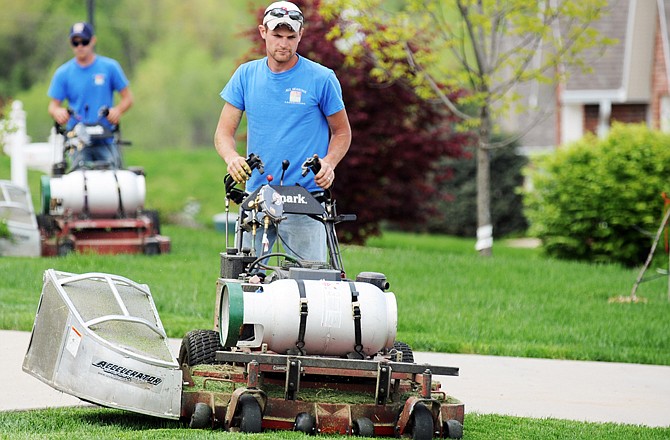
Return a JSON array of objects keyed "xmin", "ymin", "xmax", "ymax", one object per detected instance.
[
  {"xmin": 94, "ymin": 74, "xmax": 106, "ymax": 86},
  {"xmin": 285, "ymin": 88, "xmax": 307, "ymax": 105}
]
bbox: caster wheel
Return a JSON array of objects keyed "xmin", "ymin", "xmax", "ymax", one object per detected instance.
[
  {"xmin": 411, "ymin": 404, "xmax": 433, "ymax": 440},
  {"xmin": 189, "ymin": 402, "xmax": 212, "ymax": 429},
  {"xmin": 294, "ymin": 412, "xmax": 316, "ymax": 435},
  {"xmin": 352, "ymin": 417, "xmax": 374, "ymax": 437},
  {"xmin": 443, "ymin": 419, "xmax": 464, "ymax": 438},
  {"xmin": 239, "ymin": 394, "xmax": 262, "ymax": 433},
  {"xmin": 57, "ymin": 240, "xmax": 75, "ymax": 256}
]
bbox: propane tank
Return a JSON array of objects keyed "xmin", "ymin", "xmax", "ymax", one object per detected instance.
[
  {"xmin": 41, "ymin": 170, "xmax": 146, "ymax": 217},
  {"xmin": 219, "ymin": 279, "xmax": 397, "ymax": 357}
]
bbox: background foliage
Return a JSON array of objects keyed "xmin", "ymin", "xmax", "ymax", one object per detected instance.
[
  {"xmin": 523, "ymin": 123, "xmax": 670, "ymax": 266},
  {"xmin": 2, "ymin": 0, "xmax": 497, "ymax": 244},
  {"xmin": 423, "ymin": 136, "xmax": 528, "ymax": 237},
  {"xmin": 321, "ymin": 0, "xmax": 611, "ymax": 255},
  {"xmin": 2, "ymin": 0, "xmax": 265, "ymax": 148},
  {"xmin": 242, "ymin": 0, "xmax": 472, "ymax": 242}
]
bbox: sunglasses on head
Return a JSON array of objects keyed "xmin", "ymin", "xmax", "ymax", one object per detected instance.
[
  {"xmin": 71, "ymin": 38, "xmax": 90, "ymax": 47},
  {"xmin": 264, "ymin": 8, "xmax": 303, "ymax": 22}
]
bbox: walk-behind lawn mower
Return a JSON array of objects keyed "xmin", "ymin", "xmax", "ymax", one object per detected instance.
[
  {"xmin": 37, "ymin": 108, "xmax": 170, "ymax": 256},
  {"xmin": 23, "ymin": 155, "xmax": 464, "ymax": 439}
]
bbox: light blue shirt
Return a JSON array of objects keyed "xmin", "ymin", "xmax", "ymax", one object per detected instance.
[
  {"xmin": 48, "ymin": 55, "xmax": 129, "ymax": 129},
  {"xmin": 221, "ymin": 55, "xmax": 345, "ymax": 192}
]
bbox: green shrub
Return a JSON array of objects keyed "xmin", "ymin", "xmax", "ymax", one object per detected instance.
[
  {"xmin": 424, "ymin": 139, "xmax": 529, "ymax": 238},
  {"xmin": 523, "ymin": 123, "xmax": 670, "ymax": 266},
  {"xmin": 0, "ymin": 218, "xmax": 9, "ymax": 239}
]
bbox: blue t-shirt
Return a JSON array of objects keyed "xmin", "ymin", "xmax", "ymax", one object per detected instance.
[
  {"xmin": 48, "ymin": 55, "xmax": 129, "ymax": 129},
  {"xmin": 221, "ymin": 55, "xmax": 345, "ymax": 193}
]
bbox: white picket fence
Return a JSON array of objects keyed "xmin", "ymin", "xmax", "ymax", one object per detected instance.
[{"xmin": 2, "ymin": 100, "xmax": 63, "ymax": 187}]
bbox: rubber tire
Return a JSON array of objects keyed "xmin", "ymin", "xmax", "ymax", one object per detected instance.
[
  {"xmin": 352, "ymin": 417, "xmax": 375, "ymax": 437},
  {"xmin": 143, "ymin": 242, "xmax": 160, "ymax": 255},
  {"xmin": 393, "ymin": 341, "xmax": 415, "ymax": 363},
  {"xmin": 36, "ymin": 214, "xmax": 57, "ymax": 236},
  {"xmin": 294, "ymin": 412, "xmax": 316, "ymax": 435},
  {"xmin": 411, "ymin": 404, "xmax": 434, "ymax": 440},
  {"xmin": 178, "ymin": 329, "xmax": 224, "ymax": 366},
  {"xmin": 189, "ymin": 402, "xmax": 212, "ymax": 429},
  {"xmin": 145, "ymin": 209, "xmax": 161, "ymax": 235},
  {"xmin": 238, "ymin": 394, "xmax": 262, "ymax": 433},
  {"xmin": 443, "ymin": 419, "xmax": 464, "ymax": 439},
  {"xmin": 57, "ymin": 240, "xmax": 75, "ymax": 256}
]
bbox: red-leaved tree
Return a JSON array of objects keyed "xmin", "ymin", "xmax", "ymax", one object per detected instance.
[{"xmin": 242, "ymin": 0, "xmax": 470, "ymax": 243}]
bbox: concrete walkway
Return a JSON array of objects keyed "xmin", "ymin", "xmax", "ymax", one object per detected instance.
[{"xmin": 3, "ymin": 330, "xmax": 669, "ymax": 428}]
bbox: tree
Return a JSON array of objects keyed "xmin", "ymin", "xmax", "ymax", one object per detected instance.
[
  {"xmin": 425, "ymin": 136, "xmax": 528, "ymax": 238},
  {"xmin": 322, "ymin": 0, "xmax": 612, "ymax": 255},
  {"xmin": 241, "ymin": 0, "xmax": 470, "ymax": 243}
]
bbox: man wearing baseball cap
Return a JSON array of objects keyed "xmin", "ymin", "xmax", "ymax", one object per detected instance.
[
  {"xmin": 214, "ymin": 1, "xmax": 352, "ymax": 263},
  {"xmin": 48, "ymin": 22, "xmax": 134, "ymax": 169}
]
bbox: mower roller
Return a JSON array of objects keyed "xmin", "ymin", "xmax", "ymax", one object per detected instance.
[{"xmin": 23, "ymin": 154, "xmax": 464, "ymax": 439}]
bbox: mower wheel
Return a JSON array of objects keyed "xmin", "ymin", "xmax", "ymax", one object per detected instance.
[
  {"xmin": 238, "ymin": 394, "xmax": 262, "ymax": 433},
  {"xmin": 144, "ymin": 209, "xmax": 161, "ymax": 234},
  {"xmin": 443, "ymin": 419, "xmax": 464, "ymax": 439},
  {"xmin": 57, "ymin": 240, "xmax": 75, "ymax": 256},
  {"xmin": 410, "ymin": 404, "xmax": 433, "ymax": 440},
  {"xmin": 294, "ymin": 412, "xmax": 316, "ymax": 435},
  {"xmin": 352, "ymin": 417, "xmax": 375, "ymax": 437},
  {"xmin": 178, "ymin": 329, "xmax": 224, "ymax": 366},
  {"xmin": 393, "ymin": 341, "xmax": 414, "ymax": 363},
  {"xmin": 189, "ymin": 402, "xmax": 212, "ymax": 429},
  {"xmin": 143, "ymin": 242, "xmax": 160, "ymax": 255},
  {"xmin": 36, "ymin": 214, "xmax": 57, "ymax": 236}
]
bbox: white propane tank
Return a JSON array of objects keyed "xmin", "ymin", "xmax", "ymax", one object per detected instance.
[
  {"xmin": 44, "ymin": 170, "xmax": 146, "ymax": 216},
  {"xmin": 219, "ymin": 279, "xmax": 397, "ymax": 357}
]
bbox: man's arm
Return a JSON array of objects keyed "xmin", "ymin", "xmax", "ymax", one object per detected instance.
[
  {"xmin": 316, "ymin": 108, "xmax": 352, "ymax": 189},
  {"xmin": 48, "ymin": 99, "xmax": 70, "ymax": 126},
  {"xmin": 107, "ymin": 87, "xmax": 134, "ymax": 125},
  {"xmin": 214, "ymin": 103, "xmax": 251, "ymax": 183}
]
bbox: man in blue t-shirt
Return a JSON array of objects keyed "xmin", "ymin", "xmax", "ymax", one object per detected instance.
[
  {"xmin": 48, "ymin": 22, "xmax": 134, "ymax": 169},
  {"xmin": 214, "ymin": 1, "xmax": 352, "ymax": 263}
]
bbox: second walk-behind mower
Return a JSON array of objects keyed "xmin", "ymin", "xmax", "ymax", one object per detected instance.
[{"xmin": 37, "ymin": 107, "xmax": 170, "ymax": 256}]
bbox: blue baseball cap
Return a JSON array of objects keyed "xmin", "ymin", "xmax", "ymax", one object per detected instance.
[{"xmin": 69, "ymin": 22, "xmax": 94, "ymax": 40}]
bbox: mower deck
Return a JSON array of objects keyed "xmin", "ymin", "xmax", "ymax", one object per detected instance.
[
  {"xmin": 39, "ymin": 214, "xmax": 170, "ymax": 256},
  {"xmin": 180, "ymin": 350, "xmax": 464, "ymax": 438}
]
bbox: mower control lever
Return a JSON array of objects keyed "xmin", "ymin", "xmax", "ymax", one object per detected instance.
[
  {"xmin": 224, "ymin": 153, "xmax": 265, "ymax": 204},
  {"xmin": 301, "ymin": 154, "xmax": 321, "ymax": 177}
]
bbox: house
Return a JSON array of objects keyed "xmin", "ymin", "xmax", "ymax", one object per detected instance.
[{"xmin": 513, "ymin": 0, "xmax": 670, "ymax": 151}]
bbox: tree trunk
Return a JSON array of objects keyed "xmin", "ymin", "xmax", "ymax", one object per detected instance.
[{"xmin": 476, "ymin": 107, "xmax": 493, "ymax": 256}]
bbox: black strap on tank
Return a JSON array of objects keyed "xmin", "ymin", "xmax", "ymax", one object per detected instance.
[
  {"xmin": 348, "ymin": 282, "xmax": 364, "ymax": 357},
  {"xmin": 82, "ymin": 170, "xmax": 90, "ymax": 216},
  {"xmin": 295, "ymin": 279, "xmax": 308, "ymax": 355},
  {"xmin": 113, "ymin": 171, "xmax": 125, "ymax": 217}
]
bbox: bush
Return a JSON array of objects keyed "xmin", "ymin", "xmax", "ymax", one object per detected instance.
[
  {"xmin": 423, "ymin": 139, "xmax": 528, "ymax": 238},
  {"xmin": 523, "ymin": 123, "xmax": 670, "ymax": 266},
  {"xmin": 0, "ymin": 218, "xmax": 9, "ymax": 239}
]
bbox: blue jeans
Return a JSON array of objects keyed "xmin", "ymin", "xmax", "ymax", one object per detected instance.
[
  {"xmin": 69, "ymin": 141, "xmax": 121, "ymax": 170},
  {"xmin": 241, "ymin": 212, "xmax": 327, "ymax": 263}
]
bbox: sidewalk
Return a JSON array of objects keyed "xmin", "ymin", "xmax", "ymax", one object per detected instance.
[{"xmin": 2, "ymin": 330, "xmax": 669, "ymax": 427}]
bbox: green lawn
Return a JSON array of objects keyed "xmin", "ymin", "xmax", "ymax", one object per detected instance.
[
  {"xmin": 0, "ymin": 408, "xmax": 667, "ymax": 439},
  {"xmin": 1, "ymin": 151, "xmax": 668, "ymax": 365},
  {"xmin": 2, "ymin": 226, "xmax": 668, "ymax": 365},
  {"xmin": 2, "ymin": 150, "xmax": 669, "ymax": 438}
]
